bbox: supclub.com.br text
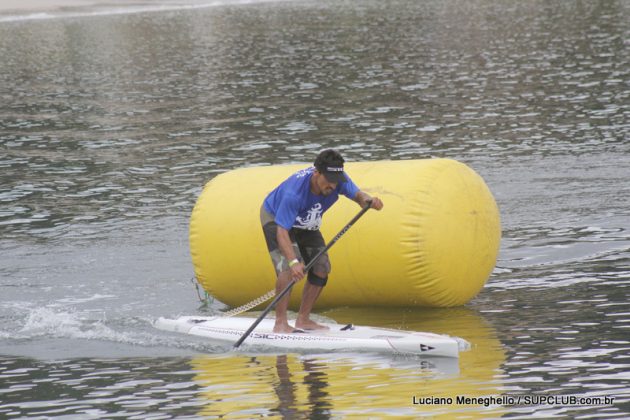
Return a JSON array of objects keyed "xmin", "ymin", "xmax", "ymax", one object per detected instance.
[{"xmin": 412, "ymin": 394, "xmax": 616, "ymax": 407}]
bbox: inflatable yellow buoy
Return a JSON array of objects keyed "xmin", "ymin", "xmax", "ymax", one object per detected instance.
[{"xmin": 190, "ymin": 158, "xmax": 500, "ymax": 308}]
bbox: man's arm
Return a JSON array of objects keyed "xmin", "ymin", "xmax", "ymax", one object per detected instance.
[
  {"xmin": 276, "ymin": 225, "xmax": 305, "ymax": 280},
  {"xmin": 355, "ymin": 190, "xmax": 384, "ymax": 210}
]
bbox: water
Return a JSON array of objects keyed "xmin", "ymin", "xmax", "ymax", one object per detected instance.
[{"xmin": 1, "ymin": 0, "xmax": 629, "ymax": 417}]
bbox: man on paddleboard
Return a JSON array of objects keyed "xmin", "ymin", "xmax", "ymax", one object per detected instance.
[{"xmin": 261, "ymin": 149, "xmax": 383, "ymax": 333}]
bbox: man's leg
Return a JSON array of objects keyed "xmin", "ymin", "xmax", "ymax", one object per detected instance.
[
  {"xmin": 261, "ymin": 208, "xmax": 302, "ymax": 334},
  {"xmin": 294, "ymin": 228, "xmax": 331, "ymax": 331},
  {"xmin": 295, "ymin": 271, "xmax": 329, "ymax": 331},
  {"xmin": 274, "ymin": 269, "xmax": 295, "ymax": 333}
]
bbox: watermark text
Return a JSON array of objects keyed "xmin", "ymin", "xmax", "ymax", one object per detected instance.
[{"xmin": 412, "ymin": 394, "xmax": 615, "ymax": 407}]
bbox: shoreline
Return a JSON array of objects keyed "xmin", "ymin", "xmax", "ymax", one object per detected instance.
[
  {"xmin": 0, "ymin": 1, "xmax": 146, "ymax": 14},
  {"xmin": 0, "ymin": 0, "xmax": 276, "ymax": 20}
]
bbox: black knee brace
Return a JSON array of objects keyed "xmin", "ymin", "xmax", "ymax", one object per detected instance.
[{"xmin": 308, "ymin": 271, "xmax": 328, "ymax": 287}]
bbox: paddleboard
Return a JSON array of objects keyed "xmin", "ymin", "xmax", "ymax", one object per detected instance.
[{"xmin": 154, "ymin": 316, "xmax": 466, "ymax": 358}]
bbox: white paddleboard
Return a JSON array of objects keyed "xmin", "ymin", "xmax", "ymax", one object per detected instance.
[{"xmin": 155, "ymin": 316, "xmax": 466, "ymax": 358}]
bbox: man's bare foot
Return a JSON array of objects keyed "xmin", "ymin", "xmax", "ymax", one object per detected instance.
[
  {"xmin": 295, "ymin": 318, "xmax": 330, "ymax": 331},
  {"xmin": 273, "ymin": 322, "xmax": 297, "ymax": 334}
]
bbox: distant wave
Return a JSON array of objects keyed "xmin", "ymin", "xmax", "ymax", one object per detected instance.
[{"xmin": 0, "ymin": 0, "xmax": 294, "ymax": 23}]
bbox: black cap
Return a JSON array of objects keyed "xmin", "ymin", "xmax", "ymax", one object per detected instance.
[{"xmin": 314, "ymin": 149, "xmax": 347, "ymax": 184}]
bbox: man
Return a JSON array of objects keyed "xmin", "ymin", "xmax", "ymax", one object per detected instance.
[{"xmin": 261, "ymin": 149, "xmax": 384, "ymax": 333}]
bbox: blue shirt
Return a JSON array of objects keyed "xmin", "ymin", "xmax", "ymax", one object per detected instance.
[{"xmin": 263, "ymin": 167, "xmax": 360, "ymax": 230}]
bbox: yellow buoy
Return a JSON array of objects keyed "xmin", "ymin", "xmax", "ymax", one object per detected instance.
[{"xmin": 190, "ymin": 158, "xmax": 500, "ymax": 308}]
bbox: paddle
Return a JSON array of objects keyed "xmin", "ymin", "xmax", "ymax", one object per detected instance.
[{"xmin": 233, "ymin": 200, "xmax": 373, "ymax": 348}]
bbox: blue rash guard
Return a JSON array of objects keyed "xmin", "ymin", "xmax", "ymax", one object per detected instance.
[{"xmin": 263, "ymin": 167, "xmax": 360, "ymax": 231}]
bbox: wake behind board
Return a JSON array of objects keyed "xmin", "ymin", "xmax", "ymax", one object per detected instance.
[{"xmin": 155, "ymin": 316, "xmax": 466, "ymax": 358}]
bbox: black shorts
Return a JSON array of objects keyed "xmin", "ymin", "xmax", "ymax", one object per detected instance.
[{"xmin": 260, "ymin": 205, "xmax": 331, "ymax": 276}]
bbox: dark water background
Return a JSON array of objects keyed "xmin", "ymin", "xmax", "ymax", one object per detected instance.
[{"xmin": 1, "ymin": 0, "xmax": 629, "ymax": 417}]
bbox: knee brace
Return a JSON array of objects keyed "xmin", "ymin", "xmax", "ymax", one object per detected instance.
[{"xmin": 308, "ymin": 271, "xmax": 328, "ymax": 287}]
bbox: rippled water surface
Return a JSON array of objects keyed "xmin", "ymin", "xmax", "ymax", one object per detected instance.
[{"xmin": 1, "ymin": 0, "xmax": 629, "ymax": 418}]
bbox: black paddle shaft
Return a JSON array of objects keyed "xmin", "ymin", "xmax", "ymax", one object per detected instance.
[{"xmin": 233, "ymin": 200, "xmax": 372, "ymax": 348}]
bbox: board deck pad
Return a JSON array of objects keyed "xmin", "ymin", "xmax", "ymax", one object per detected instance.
[{"xmin": 155, "ymin": 316, "xmax": 467, "ymax": 358}]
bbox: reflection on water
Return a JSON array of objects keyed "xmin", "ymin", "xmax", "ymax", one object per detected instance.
[
  {"xmin": 193, "ymin": 354, "xmax": 456, "ymax": 418},
  {"xmin": 1, "ymin": 0, "xmax": 629, "ymax": 418},
  {"xmin": 192, "ymin": 307, "xmax": 505, "ymax": 418},
  {"xmin": 0, "ymin": 306, "xmax": 504, "ymax": 418}
]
